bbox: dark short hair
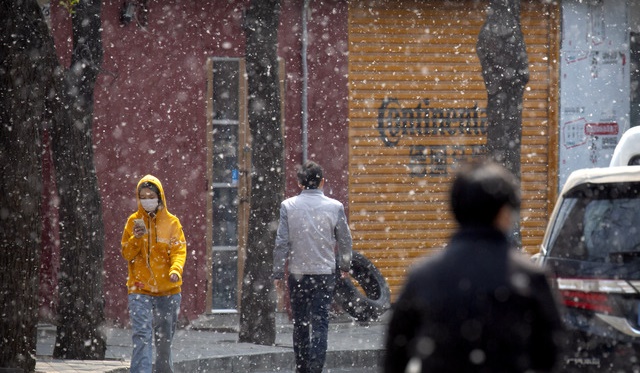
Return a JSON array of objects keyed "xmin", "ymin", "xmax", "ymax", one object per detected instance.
[
  {"xmin": 450, "ymin": 160, "xmax": 520, "ymax": 226},
  {"xmin": 139, "ymin": 181, "xmax": 162, "ymax": 203},
  {"xmin": 297, "ymin": 161, "xmax": 323, "ymax": 189}
]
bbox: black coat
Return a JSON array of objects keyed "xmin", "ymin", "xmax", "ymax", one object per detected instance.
[{"xmin": 384, "ymin": 226, "xmax": 563, "ymax": 373}]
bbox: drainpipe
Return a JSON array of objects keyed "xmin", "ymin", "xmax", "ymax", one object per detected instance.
[{"xmin": 301, "ymin": 0, "xmax": 309, "ymax": 163}]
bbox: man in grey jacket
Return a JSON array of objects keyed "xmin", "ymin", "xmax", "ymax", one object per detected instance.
[{"xmin": 273, "ymin": 160, "xmax": 353, "ymax": 373}]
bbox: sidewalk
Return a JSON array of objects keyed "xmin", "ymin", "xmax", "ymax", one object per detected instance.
[{"xmin": 35, "ymin": 313, "xmax": 387, "ymax": 373}]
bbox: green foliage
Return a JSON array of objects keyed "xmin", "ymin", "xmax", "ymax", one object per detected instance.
[{"xmin": 59, "ymin": 0, "xmax": 80, "ymax": 14}]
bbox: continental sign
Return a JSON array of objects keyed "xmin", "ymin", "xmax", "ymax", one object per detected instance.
[
  {"xmin": 377, "ymin": 98, "xmax": 488, "ymax": 176},
  {"xmin": 377, "ymin": 98, "xmax": 488, "ymax": 147}
]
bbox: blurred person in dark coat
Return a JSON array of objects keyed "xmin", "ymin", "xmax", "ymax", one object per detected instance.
[{"xmin": 384, "ymin": 160, "xmax": 563, "ymax": 373}]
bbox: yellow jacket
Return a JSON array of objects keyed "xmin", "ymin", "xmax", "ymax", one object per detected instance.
[{"xmin": 121, "ymin": 175, "xmax": 187, "ymax": 296}]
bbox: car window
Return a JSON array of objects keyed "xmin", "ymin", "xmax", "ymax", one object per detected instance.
[
  {"xmin": 583, "ymin": 198, "xmax": 640, "ymax": 261},
  {"xmin": 547, "ymin": 182, "xmax": 640, "ymax": 262},
  {"xmin": 547, "ymin": 198, "xmax": 588, "ymax": 260},
  {"xmin": 546, "ymin": 198, "xmax": 578, "ymax": 256}
]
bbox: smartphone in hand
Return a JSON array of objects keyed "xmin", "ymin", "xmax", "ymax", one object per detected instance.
[{"xmin": 133, "ymin": 218, "xmax": 147, "ymax": 234}]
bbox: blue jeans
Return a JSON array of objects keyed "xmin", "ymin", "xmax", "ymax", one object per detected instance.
[
  {"xmin": 128, "ymin": 293, "xmax": 181, "ymax": 373},
  {"xmin": 288, "ymin": 274, "xmax": 336, "ymax": 373}
]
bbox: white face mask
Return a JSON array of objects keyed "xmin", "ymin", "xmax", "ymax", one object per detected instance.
[{"xmin": 140, "ymin": 198, "xmax": 159, "ymax": 212}]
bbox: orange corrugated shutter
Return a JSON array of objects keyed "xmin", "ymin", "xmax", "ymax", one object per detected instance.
[{"xmin": 348, "ymin": 0, "xmax": 559, "ymax": 298}]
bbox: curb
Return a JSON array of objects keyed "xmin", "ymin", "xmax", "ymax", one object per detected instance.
[{"xmin": 103, "ymin": 349, "xmax": 384, "ymax": 373}]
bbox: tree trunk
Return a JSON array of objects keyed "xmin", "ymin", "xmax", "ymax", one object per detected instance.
[
  {"xmin": 477, "ymin": 0, "xmax": 529, "ymax": 178},
  {"xmin": 239, "ymin": 0, "xmax": 283, "ymax": 345},
  {"xmin": 477, "ymin": 0, "xmax": 528, "ymax": 245},
  {"xmin": 50, "ymin": 0, "xmax": 107, "ymax": 359},
  {"xmin": 0, "ymin": 0, "xmax": 54, "ymax": 370}
]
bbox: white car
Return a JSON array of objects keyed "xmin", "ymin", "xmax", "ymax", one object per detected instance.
[{"xmin": 538, "ymin": 127, "xmax": 640, "ymax": 371}]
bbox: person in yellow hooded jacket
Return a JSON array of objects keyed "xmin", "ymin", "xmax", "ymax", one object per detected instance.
[{"xmin": 121, "ymin": 175, "xmax": 186, "ymax": 373}]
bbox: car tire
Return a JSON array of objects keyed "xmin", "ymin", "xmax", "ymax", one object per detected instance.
[{"xmin": 334, "ymin": 251, "xmax": 391, "ymax": 322}]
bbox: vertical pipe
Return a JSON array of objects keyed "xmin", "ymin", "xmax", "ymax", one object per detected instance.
[{"xmin": 301, "ymin": 0, "xmax": 309, "ymax": 162}]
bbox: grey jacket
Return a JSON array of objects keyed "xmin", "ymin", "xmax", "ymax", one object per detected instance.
[{"xmin": 273, "ymin": 189, "xmax": 352, "ymax": 279}]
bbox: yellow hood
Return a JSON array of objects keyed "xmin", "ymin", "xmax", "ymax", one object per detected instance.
[{"xmin": 136, "ymin": 174, "xmax": 168, "ymax": 215}]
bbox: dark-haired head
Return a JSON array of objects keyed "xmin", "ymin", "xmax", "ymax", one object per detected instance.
[
  {"xmin": 139, "ymin": 181, "xmax": 160, "ymax": 196},
  {"xmin": 450, "ymin": 160, "xmax": 520, "ymax": 227},
  {"xmin": 139, "ymin": 181, "xmax": 162, "ymax": 204},
  {"xmin": 297, "ymin": 161, "xmax": 323, "ymax": 189}
]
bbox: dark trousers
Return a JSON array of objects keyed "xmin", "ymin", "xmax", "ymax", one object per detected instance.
[{"xmin": 288, "ymin": 274, "xmax": 336, "ymax": 373}]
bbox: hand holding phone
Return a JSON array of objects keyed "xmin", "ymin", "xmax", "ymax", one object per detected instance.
[{"xmin": 133, "ymin": 218, "xmax": 147, "ymax": 237}]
